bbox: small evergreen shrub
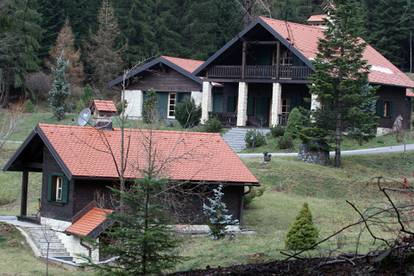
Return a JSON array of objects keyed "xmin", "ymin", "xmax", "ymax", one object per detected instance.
[
  {"xmin": 285, "ymin": 203, "xmax": 319, "ymax": 251},
  {"xmin": 143, "ymin": 90, "xmax": 158, "ymax": 124},
  {"xmin": 24, "ymin": 100, "xmax": 36, "ymax": 113},
  {"xmin": 245, "ymin": 130, "xmax": 266, "ymax": 148},
  {"xmin": 244, "ymin": 187, "xmax": 265, "ymax": 208},
  {"xmin": 270, "ymin": 125, "xmax": 285, "ymax": 137},
  {"xmin": 285, "ymin": 107, "xmax": 306, "ymax": 139},
  {"xmin": 278, "ymin": 135, "xmax": 294, "ymax": 150},
  {"xmin": 175, "ymin": 97, "xmax": 201, "ymax": 128},
  {"xmin": 203, "ymin": 185, "xmax": 238, "ymax": 240},
  {"xmin": 49, "ymin": 51, "xmax": 70, "ymax": 120},
  {"xmin": 203, "ymin": 117, "xmax": 222, "ymax": 133}
]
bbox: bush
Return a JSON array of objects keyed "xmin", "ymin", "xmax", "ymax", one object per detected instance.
[
  {"xmin": 244, "ymin": 187, "xmax": 265, "ymax": 208},
  {"xmin": 23, "ymin": 100, "xmax": 36, "ymax": 113},
  {"xmin": 175, "ymin": 97, "xmax": 201, "ymax": 128},
  {"xmin": 143, "ymin": 90, "xmax": 158, "ymax": 124},
  {"xmin": 270, "ymin": 125, "xmax": 285, "ymax": 137},
  {"xmin": 117, "ymin": 100, "xmax": 128, "ymax": 115},
  {"xmin": 245, "ymin": 130, "xmax": 266, "ymax": 148},
  {"xmin": 278, "ymin": 135, "xmax": 294, "ymax": 149},
  {"xmin": 285, "ymin": 203, "xmax": 319, "ymax": 251},
  {"xmin": 285, "ymin": 107, "xmax": 306, "ymax": 139},
  {"xmin": 203, "ymin": 117, "xmax": 222, "ymax": 133}
]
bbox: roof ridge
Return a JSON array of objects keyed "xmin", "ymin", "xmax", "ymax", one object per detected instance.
[{"xmin": 259, "ymin": 16, "xmax": 324, "ymax": 31}]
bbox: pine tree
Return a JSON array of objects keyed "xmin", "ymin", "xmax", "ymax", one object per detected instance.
[
  {"xmin": 49, "ymin": 19, "xmax": 85, "ymax": 88},
  {"xmin": 96, "ymin": 177, "xmax": 181, "ymax": 275},
  {"xmin": 0, "ymin": 0, "xmax": 42, "ymax": 105},
  {"xmin": 48, "ymin": 51, "xmax": 69, "ymax": 120},
  {"xmin": 203, "ymin": 185, "xmax": 238, "ymax": 240},
  {"xmin": 285, "ymin": 203, "xmax": 319, "ymax": 251},
  {"xmin": 142, "ymin": 90, "xmax": 158, "ymax": 124},
  {"xmin": 309, "ymin": 0, "xmax": 377, "ymax": 167},
  {"xmin": 86, "ymin": 0, "xmax": 123, "ymax": 95}
]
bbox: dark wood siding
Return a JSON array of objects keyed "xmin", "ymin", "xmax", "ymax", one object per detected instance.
[
  {"xmin": 377, "ymin": 86, "xmax": 412, "ymax": 129},
  {"xmin": 40, "ymin": 148, "xmax": 74, "ymax": 221},
  {"xmin": 128, "ymin": 66, "xmax": 201, "ymax": 92},
  {"xmin": 73, "ymin": 179, "xmax": 114, "ymax": 215}
]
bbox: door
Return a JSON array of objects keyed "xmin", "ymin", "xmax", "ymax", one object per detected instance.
[{"xmin": 255, "ymin": 97, "xmax": 270, "ymax": 126}]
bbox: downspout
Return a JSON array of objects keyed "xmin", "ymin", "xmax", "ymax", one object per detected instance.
[{"xmin": 80, "ymin": 238, "xmax": 92, "ymax": 260}]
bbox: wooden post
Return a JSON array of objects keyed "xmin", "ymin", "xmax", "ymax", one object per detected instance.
[
  {"xmin": 20, "ymin": 170, "xmax": 28, "ymax": 218},
  {"xmin": 276, "ymin": 42, "xmax": 281, "ymax": 79},
  {"xmin": 242, "ymin": 41, "xmax": 247, "ymax": 79}
]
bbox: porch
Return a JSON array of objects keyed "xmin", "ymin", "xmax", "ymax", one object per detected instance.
[{"xmin": 202, "ymin": 82, "xmax": 313, "ymax": 128}]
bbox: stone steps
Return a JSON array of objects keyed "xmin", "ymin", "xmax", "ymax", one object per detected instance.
[
  {"xmin": 21, "ymin": 226, "xmax": 71, "ymax": 258},
  {"xmin": 223, "ymin": 127, "xmax": 270, "ymax": 152}
]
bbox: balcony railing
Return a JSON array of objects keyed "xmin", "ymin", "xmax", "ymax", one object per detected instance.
[{"xmin": 207, "ymin": 65, "xmax": 312, "ymax": 80}]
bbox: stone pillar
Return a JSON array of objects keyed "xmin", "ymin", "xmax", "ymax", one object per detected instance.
[
  {"xmin": 201, "ymin": 82, "xmax": 212, "ymax": 123},
  {"xmin": 123, "ymin": 90, "xmax": 143, "ymax": 119},
  {"xmin": 310, "ymin": 93, "xmax": 321, "ymax": 111},
  {"xmin": 237, "ymin": 82, "xmax": 248, "ymax": 127},
  {"xmin": 270, "ymin": 83, "xmax": 282, "ymax": 126},
  {"xmin": 191, "ymin": 91, "xmax": 203, "ymax": 107}
]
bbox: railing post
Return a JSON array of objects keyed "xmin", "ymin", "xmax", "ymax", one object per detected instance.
[
  {"xmin": 276, "ymin": 42, "xmax": 281, "ymax": 79},
  {"xmin": 242, "ymin": 41, "xmax": 247, "ymax": 79}
]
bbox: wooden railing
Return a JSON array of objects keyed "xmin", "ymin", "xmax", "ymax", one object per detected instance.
[
  {"xmin": 209, "ymin": 112, "xmax": 237, "ymax": 127},
  {"xmin": 207, "ymin": 65, "xmax": 312, "ymax": 80}
]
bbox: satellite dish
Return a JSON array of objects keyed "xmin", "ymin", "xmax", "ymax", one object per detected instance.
[{"xmin": 78, "ymin": 108, "xmax": 91, "ymax": 126}]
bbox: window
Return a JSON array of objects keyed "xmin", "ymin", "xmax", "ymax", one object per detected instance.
[
  {"xmin": 282, "ymin": 98, "xmax": 291, "ymax": 114},
  {"xmin": 280, "ymin": 51, "xmax": 293, "ymax": 65},
  {"xmin": 168, "ymin": 93, "xmax": 177, "ymax": 118},
  {"xmin": 383, "ymin": 101, "xmax": 390, "ymax": 118},
  {"xmin": 48, "ymin": 174, "xmax": 68, "ymax": 203},
  {"xmin": 377, "ymin": 100, "xmax": 392, "ymax": 118}
]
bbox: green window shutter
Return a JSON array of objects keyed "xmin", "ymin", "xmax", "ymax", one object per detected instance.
[
  {"xmin": 247, "ymin": 97, "xmax": 254, "ymax": 116},
  {"xmin": 376, "ymin": 100, "xmax": 384, "ymax": 117},
  {"xmin": 213, "ymin": 93, "xmax": 224, "ymax": 113},
  {"xmin": 47, "ymin": 175, "xmax": 53, "ymax": 202},
  {"xmin": 227, "ymin": 96, "xmax": 236, "ymax": 112},
  {"xmin": 156, "ymin": 92, "xmax": 169, "ymax": 119},
  {"xmin": 61, "ymin": 177, "xmax": 69, "ymax": 204}
]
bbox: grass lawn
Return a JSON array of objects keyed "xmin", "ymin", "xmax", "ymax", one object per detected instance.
[
  {"xmin": 241, "ymin": 131, "xmax": 414, "ymax": 153},
  {"xmin": 0, "ymin": 223, "xmax": 93, "ymax": 275}
]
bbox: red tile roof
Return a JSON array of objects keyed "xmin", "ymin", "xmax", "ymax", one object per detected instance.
[
  {"xmin": 307, "ymin": 14, "xmax": 328, "ymax": 22},
  {"xmin": 66, "ymin": 207, "xmax": 113, "ymax": 237},
  {"xmin": 162, "ymin": 56, "xmax": 204, "ymax": 73},
  {"xmin": 92, "ymin": 100, "xmax": 117, "ymax": 113},
  {"xmin": 260, "ymin": 17, "xmax": 414, "ymax": 88},
  {"xmin": 407, "ymin": 89, "xmax": 414, "ymax": 97},
  {"xmin": 37, "ymin": 124, "xmax": 258, "ymax": 184}
]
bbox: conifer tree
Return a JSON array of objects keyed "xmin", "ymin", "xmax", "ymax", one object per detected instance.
[
  {"xmin": 49, "ymin": 19, "xmax": 85, "ymax": 88},
  {"xmin": 87, "ymin": 0, "xmax": 123, "ymax": 94},
  {"xmin": 203, "ymin": 185, "xmax": 238, "ymax": 240},
  {"xmin": 309, "ymin": 0, "xmax": 377, "ymax": 167},
  {"xmin": 48, "ymin": 51, "xmax": 69, "ymax": 120},
  {"xmin": 285, "ymin": 203, "xmax": 318, "ymax": 251}
]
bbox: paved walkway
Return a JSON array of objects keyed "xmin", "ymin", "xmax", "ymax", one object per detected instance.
[{"xmin": 238, "ymin": 144, "xmax": 414, "ymax": 158}]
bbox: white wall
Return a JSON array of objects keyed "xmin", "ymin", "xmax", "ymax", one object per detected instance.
[{"xmin": 123, "ymin": 90, "xmax": 143, "ymax": 119}]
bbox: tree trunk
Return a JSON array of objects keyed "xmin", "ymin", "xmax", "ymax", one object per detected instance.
[{"xmin": 335, "ymin": 112, "xmax": 342, "ymax": 168}]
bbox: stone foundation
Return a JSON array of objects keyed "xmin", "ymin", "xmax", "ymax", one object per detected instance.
[{"xmin": 298, "ymin": 143, "xmax": 330, "ymax": 166}]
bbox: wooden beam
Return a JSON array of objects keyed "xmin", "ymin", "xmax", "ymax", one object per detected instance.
[
  {"xmin": 247, "ymin": 41, "xmax": 279, "ymax": 45},
  {"xmin": 242, "ymin": 41, "xmax": 247, "ymax": 79},
  {"xmin": 276, "ymin": 42, "xmax": 281, "ymax": 79},
  {"xmin": 20, "ymin": 171, "xmax": 28, "ymax": 217}
]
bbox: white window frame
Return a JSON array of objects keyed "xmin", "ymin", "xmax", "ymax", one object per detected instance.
[
  {"xmin": 282, "ymin": 98, "xmax": 291, "ymax": 114},
  {"xmin": 167, "ymin": 92, "xmax": 177, "ymax": 119},
  {"xmin": 55, "ymin": 176, "xmax": 63, "ymax": 201}
]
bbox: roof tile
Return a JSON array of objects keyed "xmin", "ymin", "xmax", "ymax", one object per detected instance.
[
  {"xmin": 92, "ymin": 100, "xmax": 117, "ymax": 113},
  {"xmin": 162, "ymin": 56, "xmax": 204, "ymax": 73}
]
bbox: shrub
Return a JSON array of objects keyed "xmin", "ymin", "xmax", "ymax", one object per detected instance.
[
  {"xmin": 143, "ymin": 90, "xmax": 158, "ymax": 124},
  {"xmin": 116, "ymin": 100, "xmax": 128, "ymax": 115},
  {"xmin": 175, "ymin": 97, "xmax": 201, "ymax": 128},
  {"xmin": 285, "ymin": 107, "xmax": 306, "ymax": 139},
  {"xmin": 244, "ymin": 187, "xmax": 265, "ymax": 208},
  {"xmin": 270, "ymin": 125, "xmax": 285, "ymax": 137},
  {"xmin": 203, "ymin": 117, "xmax": 222, "ymax": 133},
  {"xmin": 245, "ymin": 130, "xmax": 266, "ymax": 148},
  {"xmin": 285, "ymin": 203, "xmax": 319, "ymax": 251},
  {"xmin": 23, "ymin": 100, "xmax": 36, "ymax": 113},
  {"xmin": 278, "ymin": 135, "xmax": 294, "ymax": 150}
]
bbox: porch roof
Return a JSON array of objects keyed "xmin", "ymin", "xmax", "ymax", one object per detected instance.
[{"xmin": 66, "ymin": 207, "xmax": 113, "ymax": 238}]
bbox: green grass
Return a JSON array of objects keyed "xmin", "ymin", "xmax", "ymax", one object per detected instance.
[
  {"xmin": 0, "ymin": 223, "xmax": 93, "ymax": 275},
  {"xmin": 241, "ymin": 132, "xmax": 414, "ymax": 153}
]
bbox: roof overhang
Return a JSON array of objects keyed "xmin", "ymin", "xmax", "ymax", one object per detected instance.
[
  {"xmin": 194, "ymin": 17, "xmax": 315, "ymax": 76},
  {"xmin": 109, "ymin": 56, "xmax": 202, "ymax": 88}
]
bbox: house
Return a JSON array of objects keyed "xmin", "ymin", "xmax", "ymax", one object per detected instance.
[
  {"xmin": 112, "ymin": 16, "xmax": 414, "ymax": 133},
  {"xmin": 3, "ymin": 123, "xmax": 258, "ymax": 262},
  {"xmin": 109, "ymin": 55, "xmax": 205, "ymax": 120},
  {"xmin": 89, "ymin": 99, "xmax": 117, "ymax": 118}
]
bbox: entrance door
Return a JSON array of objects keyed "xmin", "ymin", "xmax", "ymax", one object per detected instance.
[{"xmin": 255, "ymin": 97, "xmax": 270, "ymax": 127}]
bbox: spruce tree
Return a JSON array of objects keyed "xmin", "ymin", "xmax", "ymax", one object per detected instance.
[
  {"xmin": 285, "ymin": 203, "xmax": 319, "ymax": 251},
  {"xmin": 309, "ymin": 0, "xmax": 377, "ymax": 167},
  {"xmin": 86, "ymin": 0, "xmax": 123, "ymax": 94},
  {"xmin": 48, "ymin": 52, "xmax": 69, "ymax": 120},
  {"xmin": 49, "ymin": 19, "xmax": 85, "ymax": 88},
  {"xmin": 203, "ymin": 185, "xmax": 238, "ymax": 240},
  {"xmin": 97, "ymin": 177, "xmax": 181, "ymax": 275}
]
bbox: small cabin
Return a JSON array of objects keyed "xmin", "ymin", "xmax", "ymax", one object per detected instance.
[{"xmin": 90, "ymin": 99, "xmax": 117, "ymax": 118}]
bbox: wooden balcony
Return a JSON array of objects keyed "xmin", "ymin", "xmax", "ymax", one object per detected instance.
[{"xmin": 207, "ymin": 65, "xmax": 312, "ymax": 80}]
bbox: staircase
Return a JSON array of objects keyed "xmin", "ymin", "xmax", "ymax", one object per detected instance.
[
  {"xmin": 223, "ymin": 127, "xmax": 270, "ymax": 152},
  {"xmin": 21, "ymin": 226, "xmax": 71, "ymax": 259}
]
